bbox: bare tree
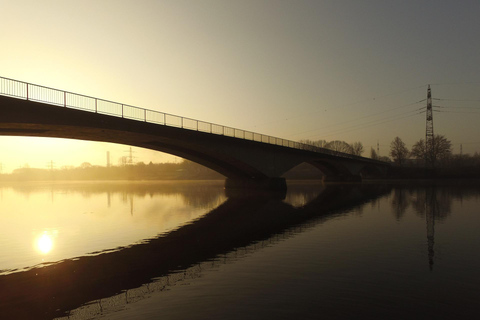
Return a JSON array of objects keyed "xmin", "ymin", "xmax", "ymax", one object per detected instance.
[
  {"xmin": 411, "ymin": 139, "xmax": 426, "ymax": 160},
  {"xmin": 326, "ymin": 140, "xmax": 353, "ymax": 153},
  {"xmin": 411, "ymin": 135, "xmax": 452, "ymax": 167},
  {"xmin": 301, "ymin": 139, "xmax": 364, "ymax": 156},
  {"xmin": 351, "ymin": 142, "xmax": 364, "ymax": 156},
  {"xmin": 389, "ymin": 137, "xmax": 409, "ymax": 165},
  {"xmin": 80, "ymin": 162, "xmax": 92, "ymax": 168},
  {"xmin": 299, "ymin": 139, "xmax": 328, "ymax": 148},
  {"xmin": 370, "ymin": 147, "xmax": 378, "ymax": 160},
  {"xmin": 433, "ymin": 135, "xmax": 453, "ymax": 164}
]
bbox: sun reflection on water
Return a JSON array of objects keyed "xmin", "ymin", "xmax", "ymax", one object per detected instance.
[{"xmin": 35, "ymin": 231, "xmax": 56, "ymax": 255}]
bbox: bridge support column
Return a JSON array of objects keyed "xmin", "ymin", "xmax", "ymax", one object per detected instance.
[{"xmin": 225, "ymin": 177, "xmax": 287, "ymax": 191}]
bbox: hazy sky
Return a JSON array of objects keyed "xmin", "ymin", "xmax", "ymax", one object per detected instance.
[{"xmin": 1, "ymin": 0, "xmax": 479, "ymax": 172}]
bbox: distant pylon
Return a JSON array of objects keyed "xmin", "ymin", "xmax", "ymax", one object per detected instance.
[
  {"xmin": 425, "ymin": 85, "xmax": 435, "ymax": 168},
  {"xmin": 47, "ymin": 160, "xmax": 55, "ymax": 171},
  {"xmin": 124, "ymin": 147, "xmax": 135, "ymax": 165}
]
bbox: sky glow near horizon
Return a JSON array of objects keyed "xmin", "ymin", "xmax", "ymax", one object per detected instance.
[{"xmin": 0, "ymin": 0, "xmax": 479, "ymax": 172}]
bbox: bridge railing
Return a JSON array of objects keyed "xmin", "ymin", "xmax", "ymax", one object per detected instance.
[{"xmin": 0, "ymin": 76, "xmax": 382, "ymax": 164}]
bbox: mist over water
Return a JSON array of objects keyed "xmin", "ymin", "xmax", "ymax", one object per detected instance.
[
  {"xmin": 1, "ymin": 180, "xmax": 479, "ymax": 319},
  {"xmin": 0, "ymin": 181, "xmax": 226, "ymax": 275}
]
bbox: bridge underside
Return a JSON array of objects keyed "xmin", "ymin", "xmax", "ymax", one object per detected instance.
[{"xmin": 0, "ymin": 96, "xmax": 387, "ymax": 190}]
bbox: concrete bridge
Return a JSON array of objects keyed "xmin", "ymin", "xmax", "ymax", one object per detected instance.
[{"xmin": 0, "ymin": 76, "xmax": 388, "ymax": 189}]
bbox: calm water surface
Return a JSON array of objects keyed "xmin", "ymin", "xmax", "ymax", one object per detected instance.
[{"xmin": 0, "ymin": 180, "xmax": 479, "ymax": 319}]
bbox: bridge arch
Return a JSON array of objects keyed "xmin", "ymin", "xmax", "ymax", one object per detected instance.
[{"xmin": 0, "ymin": 96, "xmax": 268, "ymax": 179}]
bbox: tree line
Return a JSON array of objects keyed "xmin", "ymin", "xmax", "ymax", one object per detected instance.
[
  {"xmin": 302, "ymin": 136, "xmax": 480, "ymax": 178},
  {"xmin": 0, "ymin": 159, "xmax": 325, "ymax": 181},
  {"xmin": 0, "ymin": 160, "xmax": 225, "ymax": 181},
  {"xmin": 302, "ymin": 135, "xmax": 480, "ymax": 169},
  {"xmin": 299, "ymin": 139, "xmax": 365, "ymax": 156},
  {"xmin": 387, "ymin": 134, "xmax": 480, "ymax": 178},
  {"xmin": 387, "ymin": 134, "xmax": 455, "ymax": 167},
  {"xmin": 3, "ymin": 136, "xmax": 480, "ymax": 181}
]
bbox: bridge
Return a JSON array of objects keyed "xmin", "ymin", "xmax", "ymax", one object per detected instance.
[{"xmin": 0, "ymin": 76, "xmax": 388, "ymax": 189}]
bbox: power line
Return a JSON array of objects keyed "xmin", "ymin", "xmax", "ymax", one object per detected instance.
[
  {"xmin": 435, "ymin": 110, "xmax": 480, "ymax": 114},
  {"xmin": 289, "ymin": 99, "xmax": 425, "ymax": 138},
  {"xmin": 247, "ymin": 85, "xmax": 428, "ymax": 132},
  {"xmin": 304, "ymin": 108, "xmax": 425, "ymax": 139},
  {"xmin": 432, "ymin": 105, "xmax": 480, "ymax": 114},
  {"xmin": 434, "ymin": 98, "xmax": 480, "ymax": 102},
  {"xmin": 306, "ymin": 105, "xmax": 425, "ymax": 138},
  {"xmin": 433, "ymin": 105, "xmax": 480, "ymax": 111},
  {"xmin": 254, "ymin": 83, "xmax": 478, "ymax": 145},
  {"xmin": 429, "ymin": 82, "xmax": 480, "ymax": 86},
  {"xmin": 321, "ymin": 99, "xmax": 426, "ymax": 131},
  {"xmin": 297, "ymin": 83, "xmax": 478, "ymax": 142},
  {"xmin": 434, "ymin": 106, "xmax": 480, "ymax": 111}
]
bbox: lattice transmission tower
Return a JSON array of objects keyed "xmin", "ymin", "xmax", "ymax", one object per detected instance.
[{"xmin": 425, "ymin": 85, "xmax": 435, "ymax": 168}]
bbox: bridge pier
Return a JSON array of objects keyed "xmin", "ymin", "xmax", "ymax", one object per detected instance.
[{"xmin": 225, "ymin": 177, "xmax": 287, "ymax": 191}]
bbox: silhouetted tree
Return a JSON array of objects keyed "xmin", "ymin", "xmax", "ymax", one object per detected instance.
[
  {"xmin": 411, "ymin": 139, "xmax": 426, "ymax": 163},
  {"xmin": 80, "ymin": 162, "xmax": 92, "ymax": 168},
  {"xmin": 411, "ymin": 135, "xmax": 452, "ymax": 167},
  {"xmin": 433, "ymin": 135, "xmax": 453, "ymax": 165},
  {"xmin": 351, "ymin": 142, "xmax": 364, "ymax": 156},
  {"xmin": 370, "ymin": 147, "xmax": 378, "ymax": 160},
  {"xmin": 300, "ymin": 139, "xmax": 367, "ymax": 156},
  {"xmin": 299, "ymin": 139, "xmax": 328, "ymax": 148},
  {"xmin": 326, "ymin": 140, "xmax": 353, "ymax": 153},
  {"xmin": 389, "ymin": 137, "xmax": 409, "ymax": 165},
  {"xmin": 118, "ymin": 156, "xmax": 128, "ymax": 166}
]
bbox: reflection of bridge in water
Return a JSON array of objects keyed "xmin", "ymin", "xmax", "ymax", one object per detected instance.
[
  {"xmin": 0, "ymin": 184, "xmax": 391, "ymax": 319},
  {"xmin": 0, "ymin": 76, "xmax": 388, "ymax": 189}
]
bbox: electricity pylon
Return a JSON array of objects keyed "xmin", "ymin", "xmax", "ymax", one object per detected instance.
[{"xmin": 425, "ymin": 85, "xmax": 435, "ymax": 168}]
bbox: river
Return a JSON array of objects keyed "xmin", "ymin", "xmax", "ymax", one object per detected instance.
[{"xmin": 0, "ymin": 180, "xmax": 479, "ymax": 319}]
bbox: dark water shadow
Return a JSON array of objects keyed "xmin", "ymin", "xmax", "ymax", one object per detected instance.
[{"xmin": 0, "ymin": 183, "xmax": 391, "ymax": 319}]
